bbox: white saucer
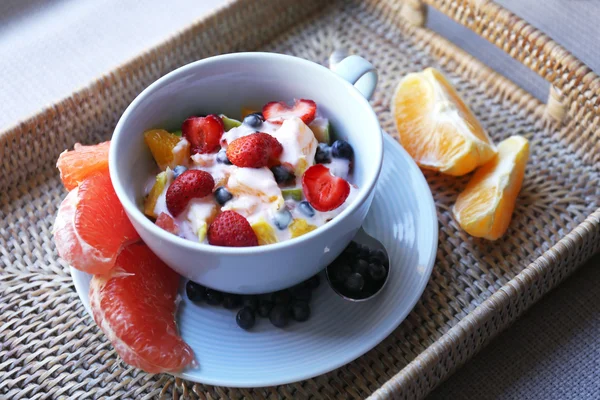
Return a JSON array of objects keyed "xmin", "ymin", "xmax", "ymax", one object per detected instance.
[{"xmin": 71, "ymin": 133, "xmax": 438, "ymax": 387}]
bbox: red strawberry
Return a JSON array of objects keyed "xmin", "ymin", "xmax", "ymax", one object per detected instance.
[
  {"xmin": 182, "ymin": 114, "xmax": 224, "ymax": 154},
  {"xmin": 156, "ymin": 213, "xmax": 179, "ymax": 235},
  {"xmin": 166, "ymin": 170, "xmax": 215, "ymax": 217},
  {"xmin": 207, "ymin": 211, "xmax": 258, "ymax": 247},
  {"xmin": 226, "ymin": 132, "xmax": 283, "ymax": 168},
  {"xmin": 302, "ymin": 164, "xmax": 350, "ymax": 212},
  {"xmin": 262, "ymin": 99, "xmax": 317, "ymax": 125}
]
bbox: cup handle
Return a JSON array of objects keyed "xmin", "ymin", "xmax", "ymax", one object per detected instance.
[{"xmin": 329, "ymin": 50, "xmax": 378, "ymax": 100}]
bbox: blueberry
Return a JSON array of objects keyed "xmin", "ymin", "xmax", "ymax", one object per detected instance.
[
  {"xmin": 271, "ymin": 290, "xmax": 292, "ymax": 305},
  {"xmin": 242, "ymin": 295, "xmax": 259, "ymax": 310},
  {"xmin": 330, "ymin": 263, "xmax": 352, "ymax": 282},
  {"xmin": 222, "ymin": 293, "xmax": 241, "ymax": 309},
  {"xmin": 331, "ymin": 140, "xmax": 354, "ymax": 160},
  {"xmin": 353, "ymin": 259, "xmax": 369, "ymax": 276},
  {"xmin": 173, "ymin": 165, "xmax": 187, "ymax": 179},
  {"xmin": 290, "ymin": 301, "xmax": 311, "ymax": 322},
  {"xmin": 298, "ymin": 201, "xmax": 315, "ymax": 217},
  {"xmin": 290, "ymin": 286, "xmax": 312, "ymax": 302},
  {"xmin": 315, "ymin": 143, "xmax": 332, "ymax": 164},
  {"xmin": 357, "ymin": 244, "xmax": 370, "ymax": 259},
  {"xmin": 371, "ymin": 249, "xmax": 387, "ymax": 263},
  {"xmin": 216, "ymin": 148, "xmax": 232, "ymax": 165},
  {"xmin": 186, "ymin": 281, "xmax": 206, "ymax": 302},
  {"xmin": 236, "ymin": 307, "xmax": 256, "ymax": 330},
  {"xmin": 304, "ymin": 274, "xmax": 320, "ymax": 290},
  {"xmin": 368, "ymin": 263, "xmax": 387, "ymax": 281},
  {"xmin": 214, "ymin": 186, "xmax": 233, "ymax": 206},
  {"xmin": 205, "ymin": 289, "xmax": 223, "ymax": 305},
  {"xmin": 345, "ymin": 272, "xmax": 365, "ymax": 292},
  {"xmin": 257, "ymin": 300, "xmax": 274, "ymax": 318},
  {"xmin": 273, "ymin": 209, "xmax": 292, "ymax": 230},
  {"xmin": 269, "ymin": 304, "xmax": 289, "ymax": 328},
  {"xmin": 243, "ymin": 113, "xmax": 264, "ymax": 127},
  {"xmin": 344, "ymin": 241, "xmax": 359, "ymax": 256},
  {"xmin": 271, "ymin": 165, "xmax": 295, "ymax": 184}
]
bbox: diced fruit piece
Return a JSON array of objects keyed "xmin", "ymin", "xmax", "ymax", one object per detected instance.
[
  {"xmin": 172, "ymin": 130, "xmax": 182, "ymax": 137},
  {"xmin": 298, "ymin": 200, "xmax": 315, "ymax": 217},
  {"xmin": 242, "ymin": 113, "xmax": 264, "ymax": 128},
  {"xmin": 226, "ymin": 132, "xmax": 283, "ymax": 168},
  {"xmin": 56, "ymin": 141, "xmax": 110, "ymax": 191},
  {"xmin": 53, "ymin": 170, "xmax": 141, "ymax": 274},
  {"xmin": 214, "ymin": 186, "xmax": 233, "ymax": 205},
  {"xmin": 263, "ymin": 99, "xmax": 317, "ymax": 125},
  {"xmin": 241, "ymin": 107, "xmax": 258, "ymax": 118},
  {"xmin": 251, "ymin": 218, "xmax": 278, "ymax": 246},
  {"xmin": 290, "ymin": 301, "xmax": 311, "ymax": 322},
  {"xmin": 282, "ymin": 188, "xmax": 303, "ymax": 201},
  {"xmin": 315, "ymin": 143, "xmax": 332, "ymax": 164},
  {"xmin": 144, "ymin": 171, "xmax": 168, "ymax": 218},
  {"xmin": 331, "ymin": 140, "xmax": 353, "ymax": 160},
  {"xmin": 207, "ymin": 210, "xmax": 258, "ymax": 247},
  {"xmin": 272, "ymin": 117, "xmax": 318, "ymax": 176},
  {"xmin": 156, "ymin": 213, "xmax": 178, "ymax": 235},
  {"xmin": 182, "ymin": 114, "xmax": 224, "ymax": 155},
  {"xmin": 220, "ymin": 115, "xmax": 242, "ymax": 131},
  {"xmin": 271, "ymin": 164, "xmax": 295, "ymax": 185},
  {"xmin": 226, "ymin": 167, "xmax": 283, "ymax": 206},
  {"xmin": 391, "ymin": 67, "xmax": 497, "ymax": 176},
  {"xmin": 453, "ymin": 135, "xmax": 529, "ymax": 240},
  {"xmin": 166, "ymin": 170, "xmax": 215, "ymax": 217},
  {"xmin": 185, "ymin": 197, "xmax": 218, "ymax": 242},
  {"xmin": 144, "ymin": 129, "xmax": 188, "ymax": 170},
  {"xmin": 289, "ymin": 218, "xmax": 317, "ymax": 238},
  {"xmin": 309, "ymin": 117, "xmax": 331, "ymax": 144},
  {"xmin": 89, "ymin": 242, "xmax": 194, "ymax": 373},
  {"xmin": 302, "ymin": 164, "xmax": 350, "ymax": 212}
]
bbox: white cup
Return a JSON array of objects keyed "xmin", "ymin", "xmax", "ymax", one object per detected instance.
[{"xmin": 110, "ymin": 52, "xmax": 382, "ymax": 294}]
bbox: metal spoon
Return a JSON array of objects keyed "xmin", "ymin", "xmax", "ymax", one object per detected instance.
[{"xmin": 325, "ymin": 226, "xmax": 390, "ymax": 302}]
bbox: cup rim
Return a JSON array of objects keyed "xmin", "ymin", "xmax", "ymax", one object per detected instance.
[{"xmin": 109, "ymin": 52, "xmax": 383, "ymax": 255}]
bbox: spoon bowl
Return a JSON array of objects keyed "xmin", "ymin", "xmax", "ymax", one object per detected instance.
[{"xmin": 325, "ymin": 226, "xmax": 390, "ymax": 302}]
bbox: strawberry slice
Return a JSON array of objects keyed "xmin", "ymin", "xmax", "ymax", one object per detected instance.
[
  {"xmin": 208, "ymin": 211, "xmax": 258, "ymax": 247},
  {"xmin": 302, "ymin": 164, "xmax": 350, "ymax": 212},
  {"xmin": 226, "ymin": 132, "xmax": 283, "ymax": 168},
  {"xmin": 166, "ymin": 170, "xmax": 215, "ymax": 217},
  {"xmin": 262, "ymin": 99, "xmax": 317, "ymax": 125},
  {"xmin": 182, "ymin": 114, "xmax": 224, "ymax": 154}
]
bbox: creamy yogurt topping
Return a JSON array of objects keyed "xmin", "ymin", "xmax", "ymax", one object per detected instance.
[{"xmin": 148, "ymin": 114, "xmax": 356, "ymax": 244}]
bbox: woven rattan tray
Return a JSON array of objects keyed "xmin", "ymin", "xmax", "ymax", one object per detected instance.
[{"xmin": 2, "ymin": 0, "xmax": 600, "ymax": 398}]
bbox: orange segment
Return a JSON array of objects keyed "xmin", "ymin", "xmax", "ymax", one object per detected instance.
[
  {"xmin": 144, "ymin": 129, "xmax": 189, "ymax": 170},
  {"xmin": 89, "ymin": 242, "xmax": 194, "ymax": 373},
  {"xmin": 144, "ymin": 171, "xmax": 168, "ymax": 218},
  {"xmin": 453, "ymin": 135, "xmax": 529, "ymax": 240},
  {"xmin": 56, "ymin": 141, "xmax": 110, "ymax": 191},
  {"xmin": 391, "ymin": 68, "xmax": 497, "ymax": 176}
]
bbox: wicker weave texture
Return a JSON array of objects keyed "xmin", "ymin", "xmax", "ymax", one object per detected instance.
[{"xmin": 1, "ymin": 0, "xmax": 599, "ymax": 399}]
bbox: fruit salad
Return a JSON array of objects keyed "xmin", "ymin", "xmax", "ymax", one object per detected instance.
[{"xmin": 143, "ymin": 99, "xmax": 358, "ymax": 247}]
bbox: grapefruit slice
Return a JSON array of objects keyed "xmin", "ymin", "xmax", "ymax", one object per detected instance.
[
  {"xmin": 89, "ymin": 242, "xmax": 194, "ymax": 373},
  {"xmin": 454, "ymin": 135, "xmax": 529, "ymax": 240},
  {"xmin": 53, "ymin": 170, "xmax": 140, "ymax": 274},
  {"xmin": 57, "ymin": 141, "xmax": 110, "ymax": 191},
  {"xmin": 391, "ymin": 68, "xmax": 497, "ymax": 176}
]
